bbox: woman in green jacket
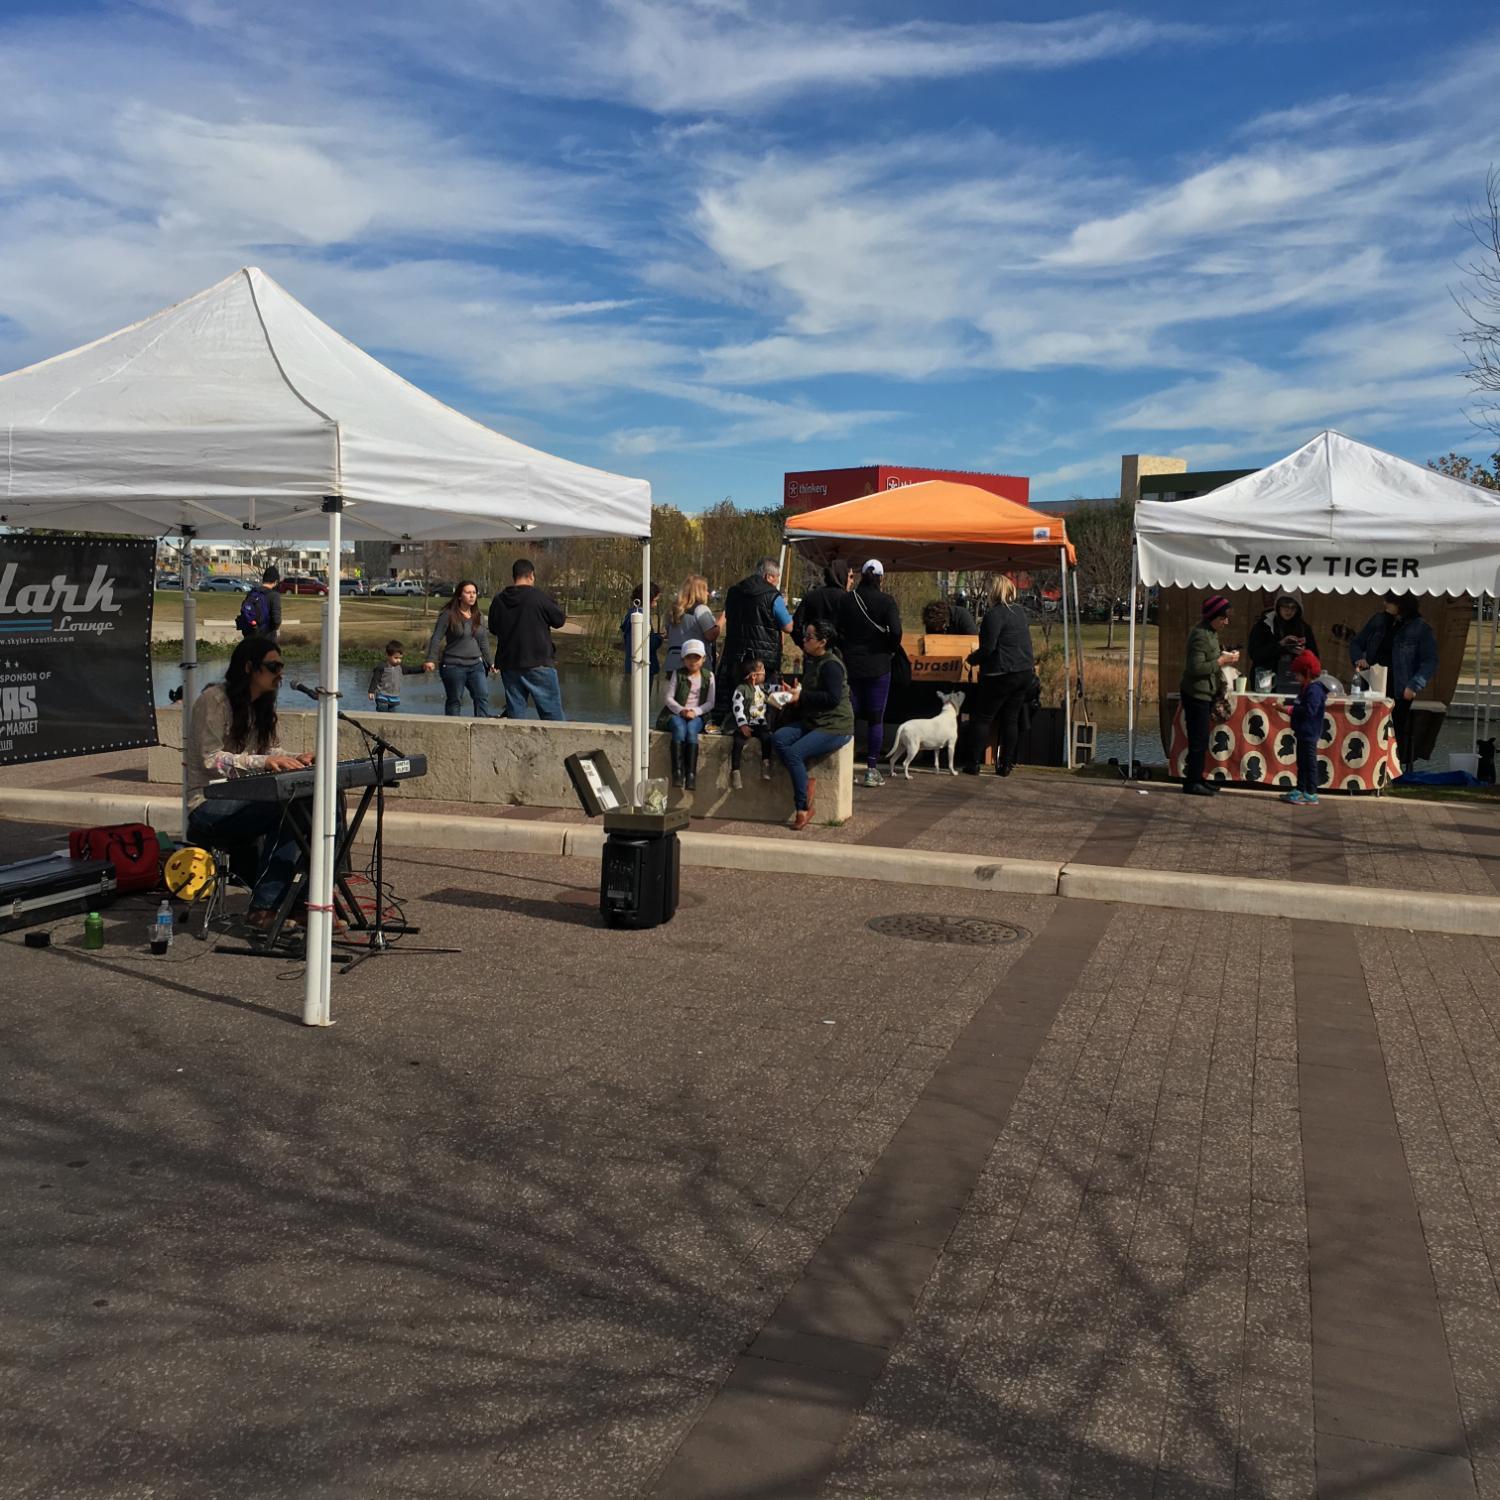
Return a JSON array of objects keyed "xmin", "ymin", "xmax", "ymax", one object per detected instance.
[
  {"xmin": 773, "ymin": 619, "xmax": 854, "ymax": 831},
  {"xmin": 1181, "ymin": 595, "xmax": 1240, "ymax": 796}
]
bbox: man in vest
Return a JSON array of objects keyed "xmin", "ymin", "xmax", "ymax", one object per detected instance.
[{"xmin": 716, "ymin": 556, "xmax": 793, "ymax": 725}]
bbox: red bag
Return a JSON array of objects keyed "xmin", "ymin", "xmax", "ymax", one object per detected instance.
[{"xmin": 68, "ymin": 823, "xmax": 160, "ymax": 895}]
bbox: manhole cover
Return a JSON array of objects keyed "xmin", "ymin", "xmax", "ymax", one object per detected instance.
[{"xmin": 866, "ymin": 914, "xmax": 1028, "ymax": 947}]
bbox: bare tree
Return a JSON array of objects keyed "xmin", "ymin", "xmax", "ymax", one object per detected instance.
[
  {"xmin": 1457, "ymin": 166, "xmax": 1500, "ymax": 437},
  {"xmin": 1066, "ymin": 497, "xmax": 1135, "ymax": 649}
]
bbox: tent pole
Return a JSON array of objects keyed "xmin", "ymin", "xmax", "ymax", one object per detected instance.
[
  {"xmin": 637, "ymin": 535, "xmax": 651, "ymax": 798},
  {"xmin": 1489, "ymin": 570, "xmax": 1499, "ymax": 741},
  {"xmin": 1071, "ymin": 566, "xmax": 1086, "ymax": 734},
  {"xmin": 302, "ymin": 497, "xmax": 342, "ymax": 1028},
  {"xmin": 1125, "ymin": 546, "xmax": 1139, "ymax": 781},
  {"xmin": 1059, "ymin": 548, "xmax": 1072, "ymax": 770},
  {"xmin": 179, "ymin": 527, "xmax": 198, "ymax": 839}
]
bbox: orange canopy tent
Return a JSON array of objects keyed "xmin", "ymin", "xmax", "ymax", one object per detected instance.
[
  {"xmin": 783, "ymin": 480, "xmax": 1087, "ymax": 767},
  {"xmin": 782, "ymin": 480, "xmax": 1074, "ymax": 572}
]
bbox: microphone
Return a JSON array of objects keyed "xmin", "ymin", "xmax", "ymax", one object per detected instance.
[{"xmin": 290, "ymin": 681, "xmax": 320, "ymax": 702}]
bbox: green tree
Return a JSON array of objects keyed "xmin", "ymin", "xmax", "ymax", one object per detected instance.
[{"xmin": 1428, "ymin": 451, "xmax": 1500, "ymax": 489}]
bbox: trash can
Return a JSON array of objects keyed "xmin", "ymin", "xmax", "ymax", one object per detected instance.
[{"xmin": 599, "ymin": 808, "xmax": 687, "ymax": 929}]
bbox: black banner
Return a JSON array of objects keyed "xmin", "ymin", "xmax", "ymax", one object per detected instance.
[{"xmin": 0, "ymin": 535, "xmax": 157, "ymax": 766}]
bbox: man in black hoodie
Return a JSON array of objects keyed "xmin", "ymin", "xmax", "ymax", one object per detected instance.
[
  {"xmin": 489, "ymin": 559, "xmax": 567, "ymax": 719},
  {"xmin": 792, "ymin": 557, "xmax": 853, "ymax": 641},
  {"xmin": 842, "ymin": 560, "xmax": 903, "ymax": 787}
]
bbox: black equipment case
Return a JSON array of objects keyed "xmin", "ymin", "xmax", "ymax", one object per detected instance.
[{"xmin": 0, "ymin": 852, "xmax": 117, "ymax": 933}]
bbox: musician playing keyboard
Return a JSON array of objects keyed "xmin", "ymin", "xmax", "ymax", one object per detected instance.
[{"xmin": 184, "ymin": 638, "xmax": 313, "ymax": 936}]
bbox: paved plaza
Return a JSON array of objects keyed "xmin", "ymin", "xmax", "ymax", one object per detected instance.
[{"xmin": 3, "ymin": 798, "xmax": 1500, "ymax": 1497}]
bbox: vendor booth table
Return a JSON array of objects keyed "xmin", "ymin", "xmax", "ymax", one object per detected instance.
[{"xmin": 1165, "ymin": 692, "xmax": 1399, "ymax": 793}]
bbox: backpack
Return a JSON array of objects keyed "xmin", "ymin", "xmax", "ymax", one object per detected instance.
[
  {"xmin": 238, "ymin": 587, "xmax": 271, "ymax": 635},
  {"xmin": 68, "ymin": 823, "xmax": 160, "ymax": 895}
]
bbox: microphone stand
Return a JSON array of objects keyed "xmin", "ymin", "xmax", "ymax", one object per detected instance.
[{"xmin": 293, "ymin": 683, "xmax": 458, "ymax": 974}]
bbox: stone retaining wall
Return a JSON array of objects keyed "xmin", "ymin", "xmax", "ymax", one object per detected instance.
[{"xmin": 147, "ymin": 707, "xmax": 853, "ymax": 824}]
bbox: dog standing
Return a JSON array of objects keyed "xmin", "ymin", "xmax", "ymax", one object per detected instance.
[{"xmin": 886, "ymin": 691, "xmax": 966, "ymax": 779}]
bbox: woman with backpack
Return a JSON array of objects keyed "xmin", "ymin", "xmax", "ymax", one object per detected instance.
[{"xmin": 422, "ymin": 580, "xmax": 498, "ymax": 717}]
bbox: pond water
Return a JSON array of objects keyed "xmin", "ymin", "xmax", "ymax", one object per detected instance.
[
  {"xmin": 152, "ymin": 661, "xmax": 1487, "ymax": 767},
  {"xmin": 154, "ymin": 659, "xmax": 634, "ymax": 722}
]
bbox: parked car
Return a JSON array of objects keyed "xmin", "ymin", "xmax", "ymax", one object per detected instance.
[
  {"xmin": 277, "ymin": 576, "xmax": 329, "ymax": 596},
  {"xmin": 338, "ymin": 578, "xmax": 367, "ymax": 595},
  {"xmin": 427, "ymin": 581, "xmax": 455, "ymax": 597},
  {"xmin": 199, "ymin": 575, "xmax": 252, "ymax": 592},
  {"xmin": 155, "ymin": 573, "xmax": 182, "ymax": 590},
  {"xmin": 369, "ymin": 579, "xmax": 423, "ymax": 596}
]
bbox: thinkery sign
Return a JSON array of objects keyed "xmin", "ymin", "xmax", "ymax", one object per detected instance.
[{"xmin": 0, "ymin": 535, "xmax": 157, "ymax": 766}]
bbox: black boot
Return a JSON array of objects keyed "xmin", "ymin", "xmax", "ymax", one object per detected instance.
[
  {"xmin": 670, "ymin": 740, "xmax": 685, "ymax": 788},
  {"xmin": 684, "ymin": 742, "xmax": 698, "ymax": 791}
]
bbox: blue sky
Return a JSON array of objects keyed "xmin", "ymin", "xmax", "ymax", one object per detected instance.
[{"xmin": 2, "ymin": 1, "xmax": 1498, "ymax": 506}]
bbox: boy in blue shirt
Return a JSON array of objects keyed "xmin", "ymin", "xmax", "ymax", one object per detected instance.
[{"xmin": 1282, "ymin": 648, "xmax": 1327, "ymax": 805}]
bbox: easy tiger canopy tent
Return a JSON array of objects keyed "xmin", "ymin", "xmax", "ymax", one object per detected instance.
[
  {"xmin": 784, "ymin": 480, "xmax": 1084, "ymax": 763},
  {"xmin": 1126, "ymin": 430, "xmax": 1500, "ymax": 773},
  {"xmin": 0, "ymin": 267, "xmax": 653, "ymax": 1026}
]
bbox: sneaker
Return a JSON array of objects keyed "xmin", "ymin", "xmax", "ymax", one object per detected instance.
[
  {"xmin": 1279, "ymin": 790, "xmax": 1305, "ymax": 804},
  {"xmin": 862, "ymin": 769, "xmax": 885, "ymax": 788},
  {"xmin": 1302, "ymin": 791, "xmax": 1320, "ymax": 805},
  {"xmin": 730, "ymin": 769, "xmax": 743, "ymax": 790},
  {"xmin": 761, "ymin": 759, "xmax": 773, "ymax": 782}
]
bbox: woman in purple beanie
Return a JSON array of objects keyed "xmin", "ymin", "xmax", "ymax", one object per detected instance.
[{"xmin": 1180, "ymin": 595, "xmax": 1240, "ymax": 796}]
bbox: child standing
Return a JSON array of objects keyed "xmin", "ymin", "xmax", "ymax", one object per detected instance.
[
  {"xmin": 367, "ymin": 640, "xmax": 413, "ymax": 714},
  {"xmin": 1282, "ymin": 648, "xmax": 1327, "ymax": 805},
  {"xmin": 664, "ymin": 640, "xmax": 715, "ymax": 791},
  {"xmin": 729, "ymin": 655, "xmax": 776, "ymax": 789}
]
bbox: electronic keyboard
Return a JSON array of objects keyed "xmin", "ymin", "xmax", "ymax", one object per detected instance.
[{"xmin": 204, "ymin": 755, "xmax": 428, "ymax": 804}]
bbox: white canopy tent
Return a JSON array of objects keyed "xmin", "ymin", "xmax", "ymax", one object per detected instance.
[
  {"xmin": 0, "ymin": 267, "xmax": 653, "ymax": 1024},
  {"xmin": 1127, "ymin": 430, "xmax": 1500, "ymax": 772}
]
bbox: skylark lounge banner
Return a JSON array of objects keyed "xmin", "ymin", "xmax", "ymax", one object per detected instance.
[{"xmin": 0, "ymin": 535, "xmax": 157, "ymax": 766}]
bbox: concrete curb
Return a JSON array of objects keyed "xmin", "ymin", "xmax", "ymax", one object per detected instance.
[
  {"xmin": 1057, "ymin": 863, "xmax": 1500, "ymax": 939},
  {"xmin": 1, "ymin": 787, "xmax": 1496, "ymax": 937}
]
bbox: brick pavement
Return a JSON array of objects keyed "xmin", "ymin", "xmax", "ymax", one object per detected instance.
[{"xmin": 3, "ymin": 809, "xmax": 1500, "ymax": 1496}]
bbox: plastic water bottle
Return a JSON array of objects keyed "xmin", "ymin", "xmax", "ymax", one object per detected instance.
[
  {"xmin": 84, "ymin": 911, "xmax": 104, "ymax": 951},
  {"xmin": 151, "ymin": 900, "xmax": 174, "ymax": 956}
]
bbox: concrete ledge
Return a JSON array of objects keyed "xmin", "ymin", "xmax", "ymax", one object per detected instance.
[
  {"xmin": 148, "ymin": 706, "xmax": 853, "ymax": 825},
  {"xmin": 1057, "ymin": 863, "xmax": 1500, "ymax": 938}
]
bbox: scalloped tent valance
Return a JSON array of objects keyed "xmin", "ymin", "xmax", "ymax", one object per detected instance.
[{"xmin": 1135, "ymin": 431, "xmax": 1500, "ymax": 598}]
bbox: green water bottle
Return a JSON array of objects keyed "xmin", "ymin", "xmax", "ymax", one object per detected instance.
[{"xmin": 84, "ymin": 911, "xmax": 104, "ymax": 951}]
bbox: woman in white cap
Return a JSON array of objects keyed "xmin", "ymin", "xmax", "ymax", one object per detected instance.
[
  {"xmin": 841, "ymin": 559, "xmax": 903, "ymax": 787},
  {"xmin": 663, "ymin": 639, "xmax": 716, "ymax": 790}
]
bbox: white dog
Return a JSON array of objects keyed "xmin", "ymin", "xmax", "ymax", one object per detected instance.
[{"xmin": 887, "ymin": 691, "xmax": 966, "ymax": 779}]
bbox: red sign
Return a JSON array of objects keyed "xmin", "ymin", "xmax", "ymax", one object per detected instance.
[{"xmin": 782, "ymin": 465, "xmax": 1029, "ymax": 516}]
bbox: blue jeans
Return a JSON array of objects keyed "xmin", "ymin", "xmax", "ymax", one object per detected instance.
[
  {"xmin": 186, "ymin": 799, "xmax": 301, "ymax": 912},
  {"xmin": 440, "ymin": 662, "xmax": 495, "ymax": 717},
  {"xmin": 502, "ymin": 666, "xmax": 564, "ymax": 721},
  {"xmin": 773, "ymin": 725, "xmax": 852, "ymax": 811},
  {"xmin": 374, "ymin": 695, "xmax": 399, "ymax": 714},
  {"xmin": 1296, "ymin": 735, "xmax": 1320, "ymax": 795},
  {"xmin": 668, "ymin": 713, "xmax": 704, "ymax": 745}
]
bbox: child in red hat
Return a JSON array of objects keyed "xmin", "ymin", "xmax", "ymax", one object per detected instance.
[{"xmin": 1282, "ymin": 648, "xmax": 1326, "ymax": 805}]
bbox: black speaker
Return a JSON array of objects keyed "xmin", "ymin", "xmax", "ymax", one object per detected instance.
[{"xmin": 600, "ymin": 830, "xmax": 680, "ymax": 929}]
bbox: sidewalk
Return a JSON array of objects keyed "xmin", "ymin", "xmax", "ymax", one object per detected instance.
[
  {"xmin": 4, "ymin": 750, "xmax": 1496, "ymax": 902},
  {"xmin": 2, "ymin": 819, "xmax": 1499, "ymax": 1497}
]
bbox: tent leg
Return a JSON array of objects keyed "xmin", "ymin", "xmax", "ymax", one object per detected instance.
[
  {"xmin": 1059, "ymin": 548, "xmax": 1072, "ymax": 770},
  {"xmin": 1071, "ymin": 566, "xmax": 1086, "ymax": 724},
  {"xmin": 1488, "ymin": 576, "xmax": 1498, "ymax": 739},
  {"xmin": 302, "ymin": 497, "xmax": 342, "ymax": 1029},
  {"xmin": 1125, "ymin": 548, "xmax": 1139, "ymax": 780},
  {"xmin": 636, "ymin": 535, "xmax": 651, "ymax": 799},
  {"xmin": 179, "ymin": 527, "xmax": 197, "ymax": 840}
]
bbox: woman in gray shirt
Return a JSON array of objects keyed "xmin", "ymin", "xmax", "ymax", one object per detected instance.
[{"xmin": 423, "ymin": 581, "xmax": 497, "ymax": 716}]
